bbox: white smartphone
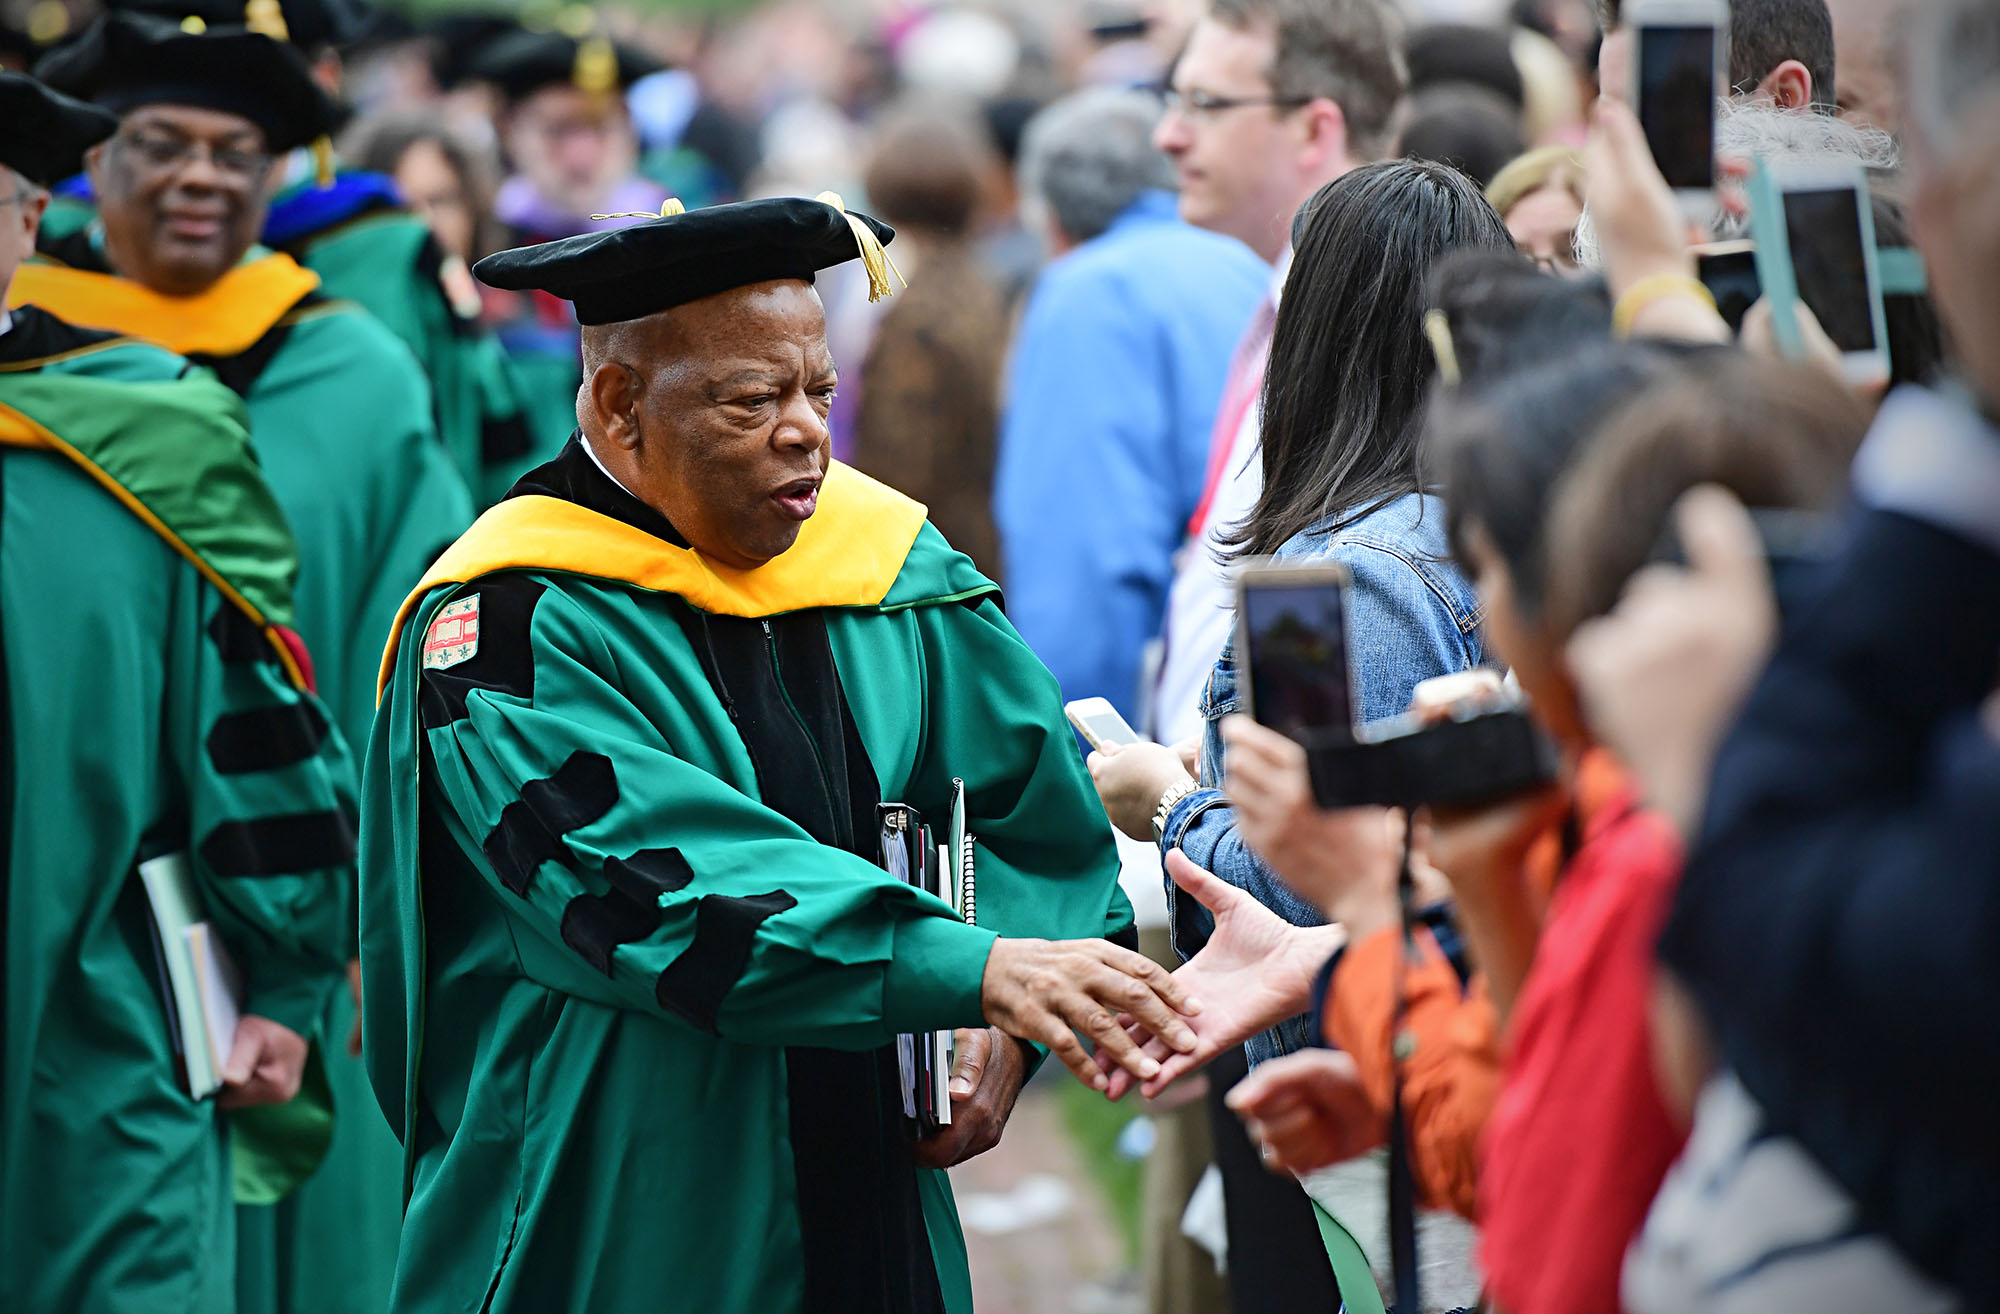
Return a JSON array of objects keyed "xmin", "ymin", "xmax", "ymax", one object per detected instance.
[
  {"xmin": 1773, "ymin": 161, "xmax": 1891, "ymax": 385},
  {"xmin": 1065, "ymin": 697, "xmax": 1142, "ymax": 750},
  {"xmin": 1627, "ymin": 0, "xmax": 1729, "ymax": 216}
]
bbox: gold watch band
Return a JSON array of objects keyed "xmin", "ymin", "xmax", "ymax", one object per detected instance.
[{"xmin": 1151, "ymin": 777, "xmax": 1201, "ymax": 842}]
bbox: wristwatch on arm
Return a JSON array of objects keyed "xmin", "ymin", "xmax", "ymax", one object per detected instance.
[{"xmin": 1151, "ymin": 777, "xmax": 1201, "ymax": 843}]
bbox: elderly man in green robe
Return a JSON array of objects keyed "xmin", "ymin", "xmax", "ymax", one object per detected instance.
[
  {"xmin": 364, "ymin": 196, "xmax": 1202, "ymax": 1314},
  {"xmin": 0, "ymin": 73, "xmax": 353, "ymax": 1313}
]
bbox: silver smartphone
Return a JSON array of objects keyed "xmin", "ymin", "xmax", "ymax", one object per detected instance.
[
  {"xmin": 1064, "ymin": 697, "xmax": 1141, "ymax": 750},
  {"xmin": 1628, "ymin": 0, "xmax": 1729, "ymax": 216},
  {"xmin": 1774, "ymin": 161, "xmax": 1892, "ymax": 384},
  {"xmin": 1232, "ymin": 558, "xmax": 1355, "ymax": 741}
]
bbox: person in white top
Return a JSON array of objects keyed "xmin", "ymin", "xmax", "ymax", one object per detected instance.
[{"xmin": 1145, "ymin": 0, "xmax": 1401, "ymax": 744}]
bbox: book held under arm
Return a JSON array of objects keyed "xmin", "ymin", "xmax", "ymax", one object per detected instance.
[{"xmin": 137, "ymin": 852, "xmax": 245, "ymax": 1099}]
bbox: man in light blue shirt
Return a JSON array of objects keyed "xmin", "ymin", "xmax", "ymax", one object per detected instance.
[{"xmin": 995, "ymin": 88, "xmax": 1267, "ymax": 723}]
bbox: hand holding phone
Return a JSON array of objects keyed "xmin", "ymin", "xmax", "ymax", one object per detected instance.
[
  {"xmin": 1749, "ymin": 158, "xmax": 1891, "ymax": 384},
  {"xmin": 1627, "ymin": 0, "xmax": 1729, "ymax": 213},
  {"xmin": 1065, "ymin": 698, "xmax": 1141, "ymax": 751}
]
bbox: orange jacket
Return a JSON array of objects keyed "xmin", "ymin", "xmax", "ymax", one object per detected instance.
[
  {"xmin": 1322, "ymin": 924, "xmax": 1500, "ymax": 1218},
  {"xmin": 1319, "ymin": 751, "xmax": 1634, "ymax": 1219}
]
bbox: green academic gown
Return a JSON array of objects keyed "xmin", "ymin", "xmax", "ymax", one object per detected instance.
[
  {"xmin": 363, "ymin": 440, "xmax": 1132, "ymax": 1313},
  {"xmin": 9, "ymin": 240, "xmax": 475, "ymax": 1314},
  {"xmin": 264, "ymin": 174, "xmax": 560, "ymax": 507},
  {"xmin": 0, "ymin": 307, "xmax": 353, "ymax": 1313}
]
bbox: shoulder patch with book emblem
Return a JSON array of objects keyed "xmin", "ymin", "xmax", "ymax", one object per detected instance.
[{"xmin": 423, "ymin": 594, "xmax": 481, "ymax": 670}]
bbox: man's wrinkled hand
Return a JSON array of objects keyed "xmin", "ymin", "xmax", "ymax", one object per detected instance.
[
  {"xmin": 1098, "ymin": 851, "xmax": 1344, "ymax": 1101},
  {"xmin": 1227, "ymin": 1049, "xmax": 1385, "ymax": 1177},
  {"xmin": 914, "ymin": 1028, "xmax": 1029, "ymax": 1169},
  {"xmin": 981, "ymin": 937, "xmax": 1200, "ymax": 1091},
  {"xmin": 217, "ymin": 1014, "xmax": 309, "ymax": 1109}
]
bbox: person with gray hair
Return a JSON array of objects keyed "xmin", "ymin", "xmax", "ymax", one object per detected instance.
[
  {"xmin": 995, "ymin": 88, "xmax": 1266, "ymax": 729},
  {"xmin": 1017, "ymin": 87, "xmax": 1179, "ymax": 250}
]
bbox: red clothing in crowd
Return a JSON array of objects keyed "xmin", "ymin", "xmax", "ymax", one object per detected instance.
[
  {"xmin": 1478, "ymin": 782, "xmax": 1687, "ymax": 1314},
  {"xmin": 1321, "ymin": 756, "xmax": 1689, "ymax": 1314}
]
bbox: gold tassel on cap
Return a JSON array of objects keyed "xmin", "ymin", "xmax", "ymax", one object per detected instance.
[
  {"xmin": 815, "ymin": 191, "xmax": 903, "ymax": 303},
  {"xmin": 589, "ymin": 198, "xmax": 685, "ymax": 221},
  {"xmin": 243, "ymin": 0, "xmax": 289, "ymax": 42},
  {"xmin": 312, "ymin": 135, "xmax": 335, "ymax": 188},
  {"xmin": 1423, "ymin": 309, "xmax": 1461, "ymax": 387},
  {"xmin": 573, "ymin": 35, "xmax": 617, "ymax": 96}
]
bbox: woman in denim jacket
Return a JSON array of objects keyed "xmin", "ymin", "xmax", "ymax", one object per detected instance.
[{"xmin": 1092, "ymin": 160, "xmax": 1511, "ymax": 1065}]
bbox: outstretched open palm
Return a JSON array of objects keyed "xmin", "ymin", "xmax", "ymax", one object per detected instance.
[{"xmin": 1099, "ymin": 851, "xmax": 1344, "ymax": 1101}]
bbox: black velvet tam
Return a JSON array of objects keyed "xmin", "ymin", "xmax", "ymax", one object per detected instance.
[
  {"xmin": 464, "ymin": 29, "xmax": 659, "ymax": 102},
  {"xmin": 105, "ymin": 0, "xmax": 366, "ymax": 51},
  {"xmin": 0, "ymin": 72, "xmax": 117, "ymax": 185},
  {"xmin": 472, "ymin": 196, "xmax": 896, "ymax": 326},
  {"xmin": 35, "ymin": 12, "xmax": 338, "ymax": 154}
]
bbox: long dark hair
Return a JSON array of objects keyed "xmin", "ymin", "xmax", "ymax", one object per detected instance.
[{"xmin": 1226, "ymin": 159, "xmax": 1515, "ymax": 559}]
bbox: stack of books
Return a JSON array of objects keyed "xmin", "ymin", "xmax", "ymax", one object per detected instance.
[{"xmin": 878, "ymin": 779, "xmax": 976, "ymax": 1136}]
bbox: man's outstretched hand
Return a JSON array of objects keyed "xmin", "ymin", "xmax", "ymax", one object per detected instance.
[
  {"xmin": 1098, "ymin": 851, "xmax": 1344, "ymax": 1101},
  {"xmin": 981, "ymin": 936, "xmax": 1200, "ymax": 1091},
  {"xmin": 914, "ymin": 1027, "xmax": 1030, "ymax": 1169}
]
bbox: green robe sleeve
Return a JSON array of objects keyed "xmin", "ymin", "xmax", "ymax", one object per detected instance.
[
  {"xmin": 169, "ymin": 590, "xmax": 355, "ymax": 1039},
  {"xmin": 418, "ymin": 582, "xmax": 998, "ymax": 1050},
  {"xmin": 902, "ymin": 595, "xmax": 1133, "ymax": 946}
]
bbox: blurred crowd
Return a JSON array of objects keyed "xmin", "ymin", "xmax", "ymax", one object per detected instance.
[{"xmin": 2, "ymin": 0, "xmax": 1997, "ymax": 1311}]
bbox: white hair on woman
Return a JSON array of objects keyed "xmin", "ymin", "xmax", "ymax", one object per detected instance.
[{"xmin": 1573, "ymin": 102, "xmax": 1900, "ymax": 268}]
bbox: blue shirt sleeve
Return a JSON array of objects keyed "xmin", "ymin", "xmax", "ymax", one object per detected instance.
[{"xmin": 994, "ymin": 264, "xmax": 1182, "ymax": 720}]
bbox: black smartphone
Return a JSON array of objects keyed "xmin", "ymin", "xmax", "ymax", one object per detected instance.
[
  {"xmin": 1630, "ymin": 0, "xmax": 1727, "ymax": 200},
  {"xmin": 1696, "ymin": 240, "xmax": 1761, "ymax": 333},
  {"xmin": 1777, "ymin": 166, "xmax": 1891, "ymax": 380},
  {"xmin": 1233, "ymin": 560, "xmax": 1354, "ymax": 741}
]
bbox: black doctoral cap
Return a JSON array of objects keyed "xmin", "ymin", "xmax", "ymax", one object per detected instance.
[
  {"xmin": 36, "ymin": 12, "xmax": 341, "ymax": 155},
  {"xmin": 104, "ymin": 0, "xmax": 366, "ymax": 52},
  {"xmin": 472, "ymin": 194, "xmax": 901, "ymax": 326},
  {"xmin": 0, "ymin": 71, "xmax": 119, "ymax": 186},
  {"xmin": 424, "ymin": 12, "xmax": 522, "ymax": 91},
  {"xmin": 466, "ymin": 28, "xmax": 660, "ymax": 103}
]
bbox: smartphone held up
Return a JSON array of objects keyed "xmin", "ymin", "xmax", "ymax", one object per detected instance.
[
  {"xmin": 1232, "ymin": 561, "xmax": 1558, "ymax": 814},
  {"xmin": 1628, "ymin": 0, "xmax": 1730, "ymax": 216}
]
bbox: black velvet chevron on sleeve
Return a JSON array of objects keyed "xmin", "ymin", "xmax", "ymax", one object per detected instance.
[
  {"xmin": 557, "ymin": 848, "xmax": 698, "ymax": 975},
  {"xmin": 652, "ymin": 890, "xmax": 799, "ymax": 1033},
  {"xmin": 199, "ymin": 808, "xmax": 358, "ymax": 877},
  {"xmin": 481, "ymin": 750, "xmax": 619, "ymax": 896},
  {"xmin": 206, "ymin": 701, "xmax": 331, "ymax": 774}
]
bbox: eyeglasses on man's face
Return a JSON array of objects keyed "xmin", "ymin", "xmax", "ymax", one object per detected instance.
[
  {"xmin": 1158, "ymin": 86, "xmax": 1313, "ymax": 122},
  {"xmin": 113, "ymin": 129, "xmax": 274, "ymax": 185}
]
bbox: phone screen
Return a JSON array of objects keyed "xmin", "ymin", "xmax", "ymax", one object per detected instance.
[
  {"xmin": 1697, "ymin": 248, "xmax": 1762, "ymax": 332},
  {"xmin": 1782, "ymin": 186, "xmax": 1878, "ymax": 352},
  {"xmin": 1075, "ymin": 707, "xmax": 1140, "ymax": 748},
  {"xmin": 1241, "ymin": 579, "xmax": 1352, "ymax": 738},
  {"xmin": 1637, "ymin": 23, "xmax": 1718, "ymax": 189}
]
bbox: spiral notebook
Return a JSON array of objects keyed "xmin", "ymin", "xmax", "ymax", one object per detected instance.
[{"xmin": 879, "ymin": 779, "xmax": 976, "ymax": 1136}]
